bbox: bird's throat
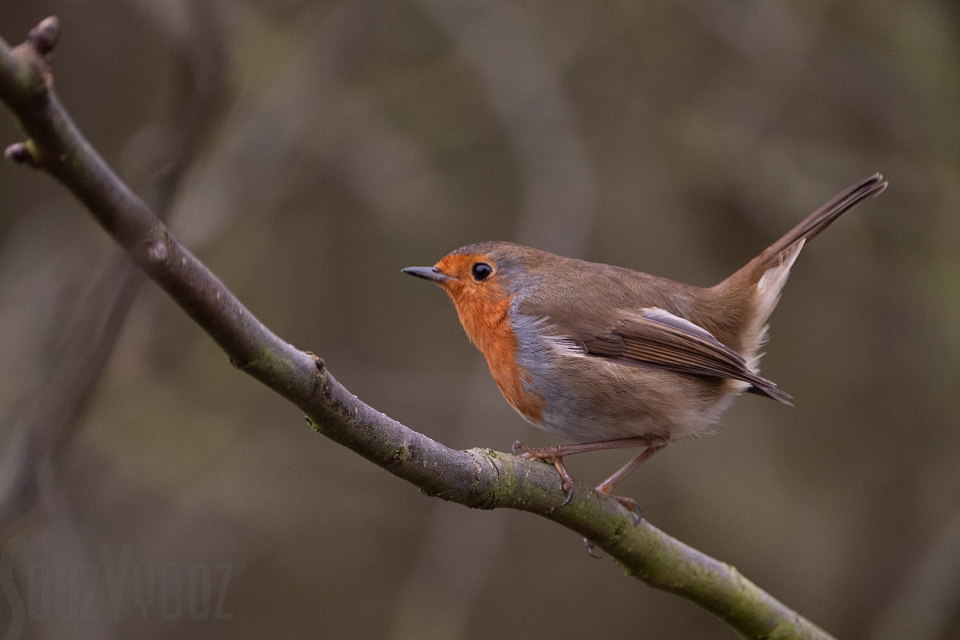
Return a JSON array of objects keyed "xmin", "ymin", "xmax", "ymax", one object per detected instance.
[{"xmin": 444, "ymin": 284, "xmax": 545, "ymax": 423}]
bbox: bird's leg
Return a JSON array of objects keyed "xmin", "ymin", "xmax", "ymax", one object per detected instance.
[
  {"xmin": 514, "ymin": 436, "xmax": 654, "ymax": 458},
  {"xmin": 512, "ymin": 437, "xmax": 655, "ymax": 506},
  {"xmin": 580, "ymin": 445, "xmax": 669, "ymax": 556},
  {"xmin": 594, "ymin": 444, "xmax": 666, "ymax": 516},
  {"xmin": 581, "ymin": 443, "xmax": 666, "ymax": 555}
]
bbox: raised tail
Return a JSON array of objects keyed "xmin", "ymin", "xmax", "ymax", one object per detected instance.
[
  {"xmin": 754, "ymin": 173, "xmax": 887, "ymax": 272},
  {"xmin": 714, "ymin": 173, "xmax": 887, "ymax": 381}
]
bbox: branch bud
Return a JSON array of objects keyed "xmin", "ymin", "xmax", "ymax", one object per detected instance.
[
  {"xmin": 28, "ymin": 17, "xmax": 60, "ymax": 57},
  {"xmin": 4, "ymin": 142, "xmax": 35, "ymax": 165}
]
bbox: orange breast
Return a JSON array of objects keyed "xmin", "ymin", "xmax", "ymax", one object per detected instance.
[{"xmin": 437, "ymin": 255, "xmax": 545, "ymax": 423}]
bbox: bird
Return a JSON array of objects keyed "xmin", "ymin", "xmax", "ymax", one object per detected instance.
[{"xmin": 402, "ymin": 174, "xmax": 887, "ymax": 513}]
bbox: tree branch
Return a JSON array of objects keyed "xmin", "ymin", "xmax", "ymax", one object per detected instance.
[{"xmin": 0, "ymin": 17, "xmax": 834, "ymax": 640}]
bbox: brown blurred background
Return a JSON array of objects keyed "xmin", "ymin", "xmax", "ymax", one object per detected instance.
[{"xmin": 0, "ymin": 1, "xmax": 958, "ymax": 638}]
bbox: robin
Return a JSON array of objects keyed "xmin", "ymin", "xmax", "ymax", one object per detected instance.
[{"xmin": 403, "ymin": 174, "xmax": 887, "ymax": 513}]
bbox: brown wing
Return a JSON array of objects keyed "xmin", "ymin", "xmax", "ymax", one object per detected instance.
[{"xmin": 578, "ymin": 308, "xmax": 792, "ymax": 405}]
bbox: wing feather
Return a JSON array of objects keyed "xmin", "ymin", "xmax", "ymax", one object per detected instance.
[{"xmin": 577, "ymin": 308, "xmax": 792, "ymax": 404}]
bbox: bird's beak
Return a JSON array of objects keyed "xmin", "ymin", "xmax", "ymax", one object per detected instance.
[{"xmin": 401, "ymin": 266, "xmax": 452, "ymax": 283}]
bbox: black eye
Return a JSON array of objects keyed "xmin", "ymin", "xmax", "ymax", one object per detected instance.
[{"xmin": 471, "ymin": 262, "xmax": 493, "ymax": 281}]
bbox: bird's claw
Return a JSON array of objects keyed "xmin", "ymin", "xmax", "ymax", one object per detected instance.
[
  {"xmin": 583, "ymin": 537, "xmax": 602, "ymax": 559},
  {"xmin": 513, "ymin": 441, "xmax": 576, "ymax": 507},
  {"xmin": 511, "ymin": 440, "xmax": 529, "ymax": 456},
  {"xmin": 605, "ymin": 493, "xmax": 643, "ymax": 525}
]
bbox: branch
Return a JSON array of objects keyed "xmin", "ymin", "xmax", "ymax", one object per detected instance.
[{"xmin": 0, "ymin": 18, "xmax": 834, "ymax": 640}]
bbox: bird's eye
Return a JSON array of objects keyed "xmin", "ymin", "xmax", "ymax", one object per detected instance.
[{"xmin": 471, "ymin": 262, "xmax": 493, "ymax": 281}]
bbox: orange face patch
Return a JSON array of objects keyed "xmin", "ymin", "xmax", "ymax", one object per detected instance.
[{"xmin": 434, "ymin": 253, "xmax": 544, "ymax": 423}]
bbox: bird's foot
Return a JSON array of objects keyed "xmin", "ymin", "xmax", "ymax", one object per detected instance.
[
  {"xmin": 512, "ymin": 441, "xmax": 576, "ymax": 506},
  {"xmin": 596, "ymin": 484, "xmax": 643, "ymax": 525}
]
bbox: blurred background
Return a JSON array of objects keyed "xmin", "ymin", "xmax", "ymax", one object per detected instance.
[{"xmin": 0, "ymin": 0, "xmax": 958, "ymax": 638}]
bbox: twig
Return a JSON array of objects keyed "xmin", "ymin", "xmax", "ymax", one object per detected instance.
[{"xmin": 0, "ymin": 17, "xmax": 835, "ymax": 640}]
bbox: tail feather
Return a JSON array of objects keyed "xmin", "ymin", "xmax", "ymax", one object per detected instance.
[
  {"xmin": 715, "ymin": 173, "xmax": 887, "ymax": 374},
  {"xmin": 757, "ymin": 173, "xmax": 887, "ymax": 271}
]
